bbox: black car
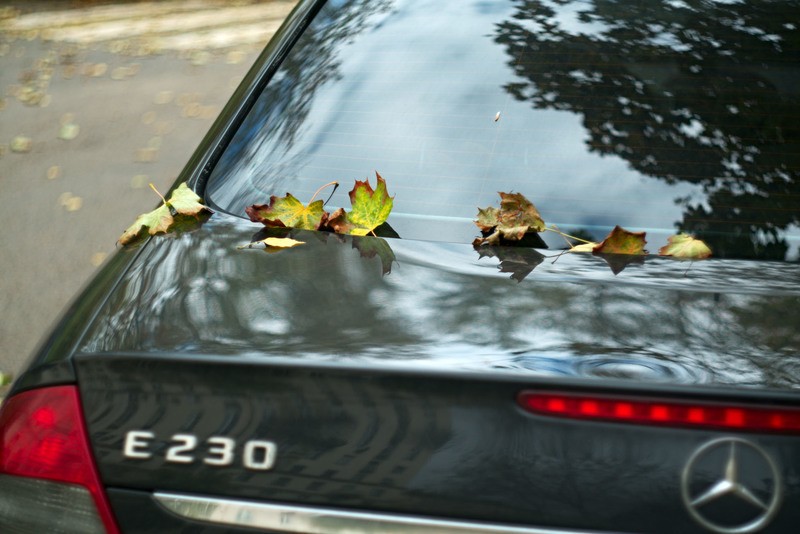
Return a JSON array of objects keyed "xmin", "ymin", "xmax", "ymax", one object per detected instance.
[{"xmin": 2, "ymin": 0, "xmax": 799, "ymax": 533}]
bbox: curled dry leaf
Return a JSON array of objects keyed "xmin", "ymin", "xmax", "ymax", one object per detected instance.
[
  {"xmin": 474, "ymin": 192, "xmax": 545, "ymax": 246},
  {"xmin": 659, "ymin": 233, "xmax": 712, "ymax": 259},
  {"xmin": 591, "ymin": 225, "xmax": 647, "ymax": 255}
]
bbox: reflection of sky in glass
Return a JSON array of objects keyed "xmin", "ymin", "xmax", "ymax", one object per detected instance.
[
  {"xmin": 207, "ymin": 0, "xmax": 800, "ymax": 259},
  {"xmin": 207, "ymin": 0, "xmax": 704, "ymax": 244}
]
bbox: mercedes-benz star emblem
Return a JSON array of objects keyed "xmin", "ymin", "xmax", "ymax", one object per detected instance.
[{"xmin": 681, "ymin": 437, "xmax": 782, "ymax": 533}]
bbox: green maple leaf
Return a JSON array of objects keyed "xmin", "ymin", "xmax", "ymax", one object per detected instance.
[
  {"xmin": 246, "ymin": 194, "xmax": 326, "ymax": 230},
  {"xmin": 118, "ymin": 182, "xmax": 212, "ymax": 246},
  {"xmin": 658, "ymin": 233, "xmax": 712, "ymax": 259},
  {"xmin": 474, "ymin": 192, "xmax": 545, "ymax": 245},
  {"xmin": 168, "ymin": 182, "xmax": 208, "ymax": 216},
  {"xmin": 118, "ymin": 203, "xmax": 173, "ymax": 246},
  {"xmin": 328, "ymin": 172, "xmax": 394, "ymax": 236}
]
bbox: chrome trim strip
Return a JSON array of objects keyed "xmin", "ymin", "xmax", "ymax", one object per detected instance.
[{"xmin": 154, "ymin": 492, "xmax": 607, "ymax": 534}]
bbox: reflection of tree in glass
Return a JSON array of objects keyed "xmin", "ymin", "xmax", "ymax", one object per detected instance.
[
  {"xmin": 495, "ymin": 0, "xmax": 799, "ymax": 259},
  {"xmin": 213, "ymin": 0, "xmax": 394, "ymax": 205},
  {"xmin": 82, "ymin": 221, "xmax": 416, "ymax": 356}
]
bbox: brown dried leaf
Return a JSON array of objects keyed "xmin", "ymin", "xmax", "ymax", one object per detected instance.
[
  {"xmin": 246, "ymin": 194, "xmax": 327, "ymax": 231},
  {"xmin": 474, "ymin": 192, "xmax": 545, "ymax": 246},
  {"xmin": 592, "ymin": 226, "xmax": 647, "ymax": 255}
]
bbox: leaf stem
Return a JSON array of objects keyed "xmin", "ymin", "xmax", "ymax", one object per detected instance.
[
  {"xmin": 545, "ymin": 225, "xmax": 594, "ymax": 245},
  {"xmin": 149, "ymin": 183, "xmax": 168, "ymax": 206},
  {"xmin": 309, "ymin": 181, "xmax": 339, "ymax": 204}
]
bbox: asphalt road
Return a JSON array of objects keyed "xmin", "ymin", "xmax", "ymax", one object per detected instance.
[{"xmin": 0, "ymin": 1, "xmax": 296, "ymax": 395}]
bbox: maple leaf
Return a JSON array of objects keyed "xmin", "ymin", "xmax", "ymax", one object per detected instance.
[
  {"xmin": 168, "ymin": 182, "xmax": 209, "ymax": 216},
  {"xmin": 566, "ymin": 226, "xmax": 646, "ymax": 274},
  {"xmin": 118, "ymin": 203, "xmax": 173, "ymax": 246},
  {"xmin": 327, "ymin": 172, "xmax": 394, "ymax": 236},
  {"xmin": 474, "ymin": 192, "xmax": 546, "ymax": 246},
  {"xmin": 475, "ymin": 206, "xmax": 500, "ymax": 233},
  {"xmin": 591, "ymin": 226, "xmax": 647, "ymax": 255},
  {"xmin": 118, "ymin": 182, "xmax": 213, "ymax": 246},
  {"xmin": 658, "ymin": 233, "xmax": 712, "ymax": 259},
  {"xmin": 246, "ymin": 194, "xmax": 327, "ymax": 231}
]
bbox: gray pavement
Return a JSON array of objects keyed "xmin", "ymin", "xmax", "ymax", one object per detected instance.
[{"xmin": 0, "ymin": 1, "xmax": 296, "ymax": 395}]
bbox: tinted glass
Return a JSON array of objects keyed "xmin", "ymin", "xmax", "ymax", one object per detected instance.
[{"xmin": 207, "ymin": 0, "xmax": 800, "ymax": 260}]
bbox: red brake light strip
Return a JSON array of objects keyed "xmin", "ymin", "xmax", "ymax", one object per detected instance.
[{"xmin": 518, "ymin": 391, "xmax": 800, "ymax": 434}]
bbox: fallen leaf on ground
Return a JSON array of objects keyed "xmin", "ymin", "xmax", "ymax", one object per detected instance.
[
  {"xmin": 58, "ymin": 123, "xmax": 79, "ymax": 140},
  {"xmin": 58, "ymin": 192, "xmax": 82, "ymax": 211},
  {"xmin": 11, "ymin": 135, "xmax": 32, "ymax": 152}
]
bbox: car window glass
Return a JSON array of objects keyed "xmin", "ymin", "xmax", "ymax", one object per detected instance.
[{"xmin": 206, "ymin": 0, "xmax": 800, "ymax": 261}]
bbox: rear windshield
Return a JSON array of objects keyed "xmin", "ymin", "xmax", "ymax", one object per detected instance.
[{"xmin": 206, "ymin": 0, "xmax": 800, "ymax": 261}]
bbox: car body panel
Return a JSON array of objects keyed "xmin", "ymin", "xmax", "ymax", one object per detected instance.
[
  {"xmin": 75, "ymin": 214, "xmax": 800, "ymax": 393},
  {"xmin": 76, "ymin": 351, "xmax": 800, "ymax": 533},
  {"xmin": 66, "ymin": 213, "xmax": 800, "ymax": 532}
]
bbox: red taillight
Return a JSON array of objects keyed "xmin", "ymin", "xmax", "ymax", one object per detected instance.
[
  {"xmin": 518, "ymin": 391, "xmax": 800, "ymax": 434},
  {"xmin": 0, "ymin": 385, "xmax": 120, "ymax": 533}
]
